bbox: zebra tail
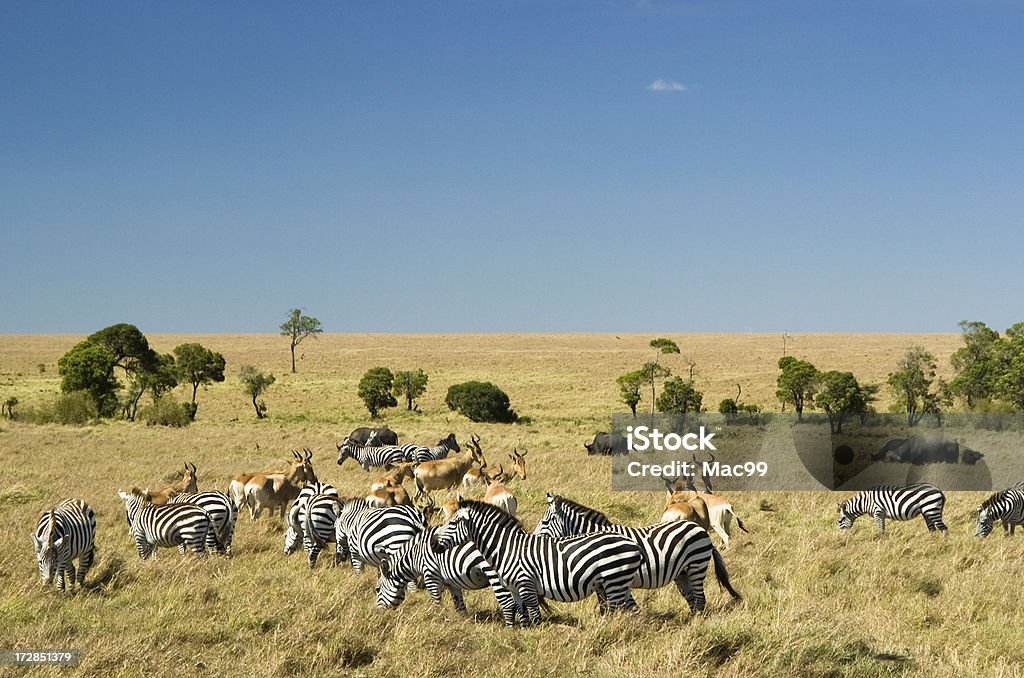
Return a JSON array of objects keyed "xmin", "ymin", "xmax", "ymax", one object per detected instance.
[{"xmin": 711, "ymin": 548, "xmax": 742, "ymax": 600}]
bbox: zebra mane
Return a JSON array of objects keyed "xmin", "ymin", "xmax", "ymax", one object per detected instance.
[
  {"xmin": 981, "ymin": 488, "xmax": 1017, "ymax": 511},
  {"xmin": 459, "ymin": 499, "xmax": 526, "ymax": 533},
  {"xmin": 552, "ymin": 496, "xmax": 614, "ymax": 526}
]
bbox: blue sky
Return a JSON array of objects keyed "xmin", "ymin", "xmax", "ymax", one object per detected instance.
[{"xmin": 2, "ymin": 1, "xmax": 1022, "ymax": 333}]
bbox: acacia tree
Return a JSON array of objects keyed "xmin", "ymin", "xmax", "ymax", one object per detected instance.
[
  {"xmin": 643, "ymin": 338, "xmax": 680, "ymax": 419},
  {"xmin": 776, "ymin": 356, "xmax": 819, "ymax": 421},
  {"xmin": 57, "ymin": 340, "xmax": 120, "ymax": 416},
  {"xmin": 124, "ymin": 353, "xmax": 178, "ymax": 421},
  {"xmin": 240, "ymin": 365, "xmax": 275, "ymax": 419},
  {"xmin": 392, "ymin": 369, "xmax": 428, "ymax": 411},
  {"xmin": 887, "ymin": 346, "xmax": 938, "ymax": 427},
  {"xmin": 815, "ymin": 371, "xmax": 873, "ymax": 433},
  {"xmin": 656, "ymin": 377, "xmax": 703, "ymax": 414},
  {"xmin": 358, "ymin": 367, "xmax": 397, "ymax": 418},
  {"xmin": 174, "ymin": 343, "xmax": 226, "ymax": 419},
  {"xmin": 949, "ymin": 320, "xmax": 1003, "ymax": 409},
  {"xmin": 997, "ymin": 322, "xmax": 1024, "ymax": 410},
  {"xmin": 280, "ymin": 309, "xmax": 323, "ymax": 373},
  {"xmin": 616, "ymin": 370, "xmax": 644, "ymax": 417}
]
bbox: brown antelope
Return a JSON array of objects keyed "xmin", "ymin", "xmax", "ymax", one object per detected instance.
[
  {"xmin": 371, "ymin": 463, "xmax": 416, "ymax": 492},
  {"xmin": 661, "ymin": 488, "xmax": 712, "ymax": 532},
  {"xmin": 413, "ymin": 435, "xmax": 484, "ymax": 501},
  {"xmin": 366, "ymin": 482, "xmax": 412, "ymax": 508},
  {"xmin": 240, "ymin": 450, "xmax": 316, "ymax": 520},
  {"xmin": 665, "ymin": 459, "xmax": 749, "ymax": 548},
  {"xmin": 481, "ymin": 465, "xmax": 518, "ymax": 517},
  {"xmin": 144, "ymin": 463, "xmax": 198, "ymax": 505}
]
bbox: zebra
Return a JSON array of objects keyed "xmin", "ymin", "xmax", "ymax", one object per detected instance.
[
  {"xmin": 534, "ymin": 494, "xmax": 741, "ymax": 614},
  {"xmin": 284, "ymin": 493, "xmax": 345, "ymax": 567},
  {"xmin": 837, "ymin": 483, "xmax": 948, "ymax": 534},
  {"xmin": 334, "ymin": 500, "xmax": 427, "ymax": 574},
  {"xmin": 404, "ymin": 433, "xmax": 461, "ymax": 464},
  {"xmin": 976, "ymin": 486, "xmax": 1024, "ymax": 537},
  {"xmin": 431, "ymin": 499, "xmax": 644, "ymax": 626},
  {"xmin": 375, "ymin": 526, "xmax": 519, "ymax": 625},
  {"xmin": 118, "ymin": 488, "xmax": 219, "ymax": 558},
  {"xmin": 169, "ymin": 491, "xmax": 237, "ymax": 556},
  {"xmin": 31, "ymin": 499, "xmax": 96, "ymax": 592},
  {"xmin": 336, "ymin": 438, "xmax": 407, "ymax": 470},
  {"xmin": 283, "ymin": 481, "xmax": 339, "ymax": 556}
]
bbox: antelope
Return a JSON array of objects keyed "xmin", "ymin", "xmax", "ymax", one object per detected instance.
[
  {"xmin": 413, "ymin": 435, "xmax": 484, "ymax": 501},
  {"xmin": 665, "ymin": 457, "xmax": 749, "ymax": 548},
  {"xmin": 145, "ymin": 463, "xmax": 198, "ymax": 505},
  {"xmin": 481, "ymin": 465, "xmax": 518, "ymax": 517},
  {"xmin": 660, "ymin": 486, "xmax": 712, "ymax": 533},
  {"xmin": 366, "ymin": 482, "xmax": 412, "ymax": 508},
  {"xmin": 371, "ymin": 463, "xmax": 416, "ymax": 492},
  {"xmin": 240, "ymin": 450, "xmax": 316, "ymax": 520}
]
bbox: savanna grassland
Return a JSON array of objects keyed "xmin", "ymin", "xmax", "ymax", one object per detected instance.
[{"xmin": 3, "ymin": 332, "xmax": 1023, "ymax": 678}]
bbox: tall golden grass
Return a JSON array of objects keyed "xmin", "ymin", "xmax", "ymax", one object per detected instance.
[{"xmin": 1, "ymin": 332, "xmax": 1020, "ymax": 678}]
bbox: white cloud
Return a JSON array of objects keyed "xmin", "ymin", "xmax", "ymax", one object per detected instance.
[{"xmin": 647, "ymin": 79, "xmax": 687, "ymax": 92}]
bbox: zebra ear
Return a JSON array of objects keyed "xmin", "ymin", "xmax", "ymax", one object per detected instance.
[
  {"xmin": 31, "ymin": 534, "xmax": 42, "ymax": 552},
  {"xmin": 379, "ymin": 555, "xmax": 391, "ymax": 576}
]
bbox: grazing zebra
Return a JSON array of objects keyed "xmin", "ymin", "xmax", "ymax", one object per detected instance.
[
  {"xmin": 837, "ymin": 483, "xmax": 948, "ymax": 534},
  {"xmin": 431, "ymin": 499, "xmax": 644, "ymax": 626},
  {"xmin": 169, "ymin": 491, "xmax": 237, "ymax": 556},
  {"xmin": 534, "ymin": 494, "xmax": 741, "ymax": 614},
  {"xmin": 375, "ymin": 527, "xmax": 518, "ymax": 625},
  {"xmin": 405, "ymin": 433, "xmax": 461, "ymax": 464},
  {"xmin": 335, "ymin": 500, "xmax": 427, "ymax": 574},
  {"xmin": 283, "ymin": 493, "xmax": 345, "ymax": 567},
  {"xmin": 118, "ymin": 488, "xmax": 218, "ymax": 558},
  {"xmin": 31, "ymin": 499, "xmax": 96, "ymax": 592},
  {"xmin": 976, "ymin": 486, "xmax": 1024, "ymax": 537},
  {"xmin": 336, "ymin": 439, "xmax": 407, "ymax": 470}
]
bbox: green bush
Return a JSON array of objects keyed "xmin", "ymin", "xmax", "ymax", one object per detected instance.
[
  {"xmin": 22, "ymin": 391, "xmax": 99, "ymax": 426},
  {"xmin": 139, "ymin": 395, "xmax": 192, "ymax": 427},
  {"xmin": 445, "ymin": 381, "xmax": 518, "ymax": 423}
]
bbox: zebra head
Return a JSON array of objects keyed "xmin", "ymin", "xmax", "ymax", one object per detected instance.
[
  {"xmin": 118, "ymin": 489, "xmax": 147, "ymax": 534},
  {"xmin": 975, "ymin": 506, "xmax": 995, "ymax": 538},
  {"xmin": 430, "ymin": 507, "xmax": 471, "ymax": 553},
  {"xmin": 31, "ymin": 510, "xmax": 62, "ymax": 583},
  {"xmin": 336, "ymin": 438, "xmax": 357, "ymax": 466},
  {"xmin": 533, "ymin": 493, "xmax": 568, "ymax": 537},
  {"xmin": 836, "ymin": 501, "xmax": 856, "ymax": 530},
  {"xmin": 441, "ymin": 433, "xmax": 461, "ymax": 453},
  {"xmin": 375, "ymin": 542, "xmax": 416, "ymax": 609}
]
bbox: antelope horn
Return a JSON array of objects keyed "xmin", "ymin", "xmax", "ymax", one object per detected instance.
[
  {"xmin": 304, "ymin": 448, "xmax": 313, "ymax": 461},
  {"xmin": 292, "ymin": 450, "xmax": 300, "ymax": 460},
  {"xmin": 189, "ymin": 462, "xmax": 197, "ymax": 473}
]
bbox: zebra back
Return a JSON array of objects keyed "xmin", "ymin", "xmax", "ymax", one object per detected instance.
[{"xmin": 169, "ymin": 491, "xmax": 236, "ymax": 554}]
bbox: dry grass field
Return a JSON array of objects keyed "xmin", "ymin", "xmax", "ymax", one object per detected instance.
[{"xmin": 2, "ymin": 332, "xmax": 1023, "ymax": 678}]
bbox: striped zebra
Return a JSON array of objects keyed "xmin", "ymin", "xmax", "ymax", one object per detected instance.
[
  {"xmin": 284, "ymin": 482, "xmax": 338, "ymax": 556},
  {"xmin": 375, "ymin": 526, "xmax": 518, "ymax": 625},
  {"xmin": 284, "ymin": 493, "xmax": 345, "ymax": 567},
  {"xmin": 335, "ymin": 500, "xmax": 427, "ymax": 574},
  {"xmin": 976, "ymin": 486, "xmax": 1024, "ymax": 537},
  {"xmin": 336, "ymin": 439, "xmax": 407, "ymax": 470},
  {"xmin": 169, "ymin": 491, "xmax": 237, "ymax": 556},
  {"xmin": 837, "ymin": 483, "xmax": 948, "ymax": 534},
  {"xmin": 118, "ymin": 488, "xmax": 219, "ymax": 558},
  {"xmin": 405, "ymin": 433, "xmax": 461, "ymax": 464},
  {"xmin": 31, "ymin": 499, "xmax": 96, "ymax": 591},
  {"xmin": 431, "ymin": 499, "xmax": 644, "ymax": 625},
  {"xmin": 534, "ymin": 494, "xmax": 741, "ymax": 614}
]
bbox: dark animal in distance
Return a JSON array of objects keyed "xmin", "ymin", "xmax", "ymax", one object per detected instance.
[
  {"xmin": 584, "ymin": 432, "xmax": 628, "ymax": 456},
  {"xmin": 348, "ymin": 427, "xmax": 399, "ymax": 447},
  {"xmin": 872, "ymin": 436, "xmax": 983, "ymax": 466}
]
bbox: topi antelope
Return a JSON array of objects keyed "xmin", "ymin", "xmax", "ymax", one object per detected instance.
[
  {"xmin": 144, "ymin": 463, "xmax": 198, "ymax": 505},
  {"xmin": 240, "ymin": 450, "xmax": 316, "ymax": 520},
  {"xmin": 413, "ymin": 434, "xmax": 484, "ymax": 501}
]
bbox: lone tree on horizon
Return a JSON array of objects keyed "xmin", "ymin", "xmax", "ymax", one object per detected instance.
[{"xmin": 280, "ymin": 308, "xmax": 323, "ymax": 373}]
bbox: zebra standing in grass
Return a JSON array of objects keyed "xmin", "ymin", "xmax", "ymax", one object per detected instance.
[
  {"xmin": 404, "ymin": 433, "xmax": 461, "ymax": 464},
  {"xmin": 284, "ymin": 482, "xmax": 338, "ymax": 556},
  {"xmin": 335, "ymin": 500, "xmax": 427, "ymax": 574},
  {"xmin": 837, "ymin": 483, "xmax": 948, "ymax": 534},
  {"xmin": 534, "ymin": 494, "xmax": 741, "ymax": 614},
  {"xmin": 975, "ymin": 485, "xmax": 1024, "ymax": 537},
  {"xmin": 283, "ymin": 493, "xmax": 345, "ymax": 567},
  {"xmin": 118, "ymin": 488, "xmax": 218, "ymax": 558},
  {"xmin": 431, "ymin": 499, "xmax": 644, "ymax": 626},
  {"xmin": 336, "ymin": 439, "xmax": 407, "ymax": 470},
  {"xmin": 169, "ymin": 491, "xmax": 237, "ymax": 556},
  {"xmin": 375, "ymin": 526, "xmax": 518, "ymax": 625},
  {"xmin": 31, "ymin": 499, "xmax": 96, "ymax": 591}
]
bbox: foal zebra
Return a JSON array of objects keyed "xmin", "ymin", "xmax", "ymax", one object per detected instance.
[
  {"xmin": 336, "ymin": 439, "xmax": 407, "ymax": 470},
  {"xmin": 375, "ymin": 527, "xmax": 518, "ymax": 625},
  {"xmin": 534, "ymin": 494, "xmax": 741, "ymax": 613},
  {"xmin": 31, "ymin": 499, "xmax": 96, "ymax": 591},
  {"xmin": 405, "ymin": 433, "xmax": 461, "ymax": 464},
  {"xmin": 431, "ymin": 500, "xmax": 644, "ymax": 626},
  {"xmin": 975, "ymin": 486, "xmax": 1024, "ymax": 537},
  {"xmin": 335, "ymin": 500, "xmax": 427, "ymax": 574},
  {"xmin": 169, "ymin": 491, "xmax": 237, "ymax": 556},
  {"xmin": 118, "ymin": 488, "xmax": 219, "ymax": 558},
  {"xmin": 837, "ymin": 484, "xmax": 948, "ymax": 534}
]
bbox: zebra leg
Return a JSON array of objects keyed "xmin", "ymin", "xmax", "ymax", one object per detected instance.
[
  {"xmin": 178, "ymin": 544, "xmax": 187, "ymax": 555},
  {"xmin": 872, "ymin": 507, "xmax": 886, "ymax": 533},
  {"xmin": 56, "ymin": 561, "xmax": 66, "ymax": 592},
  {"xmin": 65, "ymin": 562, "xmax": 77, "ymax": 591},
  {"xmin": 594, "ymin": 581, "xmax": 610, "ymax": 615},
  {"xmin": 518, "ymin": 582, "xmax": 543, "ymax": 626},
  {"xmin": 424, "ymin": 574, "xmax": 443, "ymax": 604},
  {"xmin": 606, "ymin": 580, "xmax": 641, "ymax": 614},
  {"xmin": 449, "ymin": 586, "xmax": 467, "ymax": 614},
  {"xmin": 674, "ymin": 575, "xmax": 698, "ymax": 612},
  {"xmin": 307, "ymin": 545, "xmax": 320, "ymax": 569},
  {"xmin": 78, "ymin": 549, "xmax": 94, "ymax": 587},
  {"xmin": 135, "ymin": 537, "xmax": 152, "ymax": 560}
]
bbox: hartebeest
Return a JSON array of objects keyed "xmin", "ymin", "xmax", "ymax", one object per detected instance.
[
  {"xmin": 481, "ymin": 465, "xmax": 518, "ymax": 517},
  {"xmin": 371, "ymin": 463, "xmax": 416, "ymax": 492},
  {"xmin": 238, "ymin": 450, "xmax": 316, "ymax": 520},
  {"xmin": 366, "ymin": 482, "xmax": 412, "ymax": 508},
  {"xmin": 413, "ymin": 435, "xmax": 484, "ymax": 501},
  {"xmin": 144, "ymin": 463, "xmax": 198, "ymax": 505},
  {"xmin": 665, "ymin": 459, "xmax": 748, "ymax": 548}
]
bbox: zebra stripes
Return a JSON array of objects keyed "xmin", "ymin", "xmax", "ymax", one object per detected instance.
[
  {"xmin": 534, "ymin": 494, "xmax": 740, "ymax": 613},
  {"xmin": 118, "ymin": 488, "xmax": 219, "ymax": 558},
  {"xmin": 284, "ymin": 482, "xmax": 340, "ymax": 558},
  {"xmin": 335, "ymin": 500, "xmax": 427, "ymax": 574},
  {"xmin": 405, "ymin": 433, "xmax": 461, "ymax": 464},
  {"xmin": 336, "ymin": 439, "xmax": 407, "ymax": 470},
  {"xmin": 976, "ymin": 486, "xmax": 1024, "ymax": 537},
  {"xmin": 283, "ymin": 493, "xmax": 344, "ymax": 567},
  {"xmin": 431, "ymin": 500, "xmax": 643, "ymax": 625},
  {"xmin": 169, "ymin": 491, "xmax": 237, "ymax": 556},
  {"xmin": 31, "ymin": 499, "xmax": 96, "ymax": 591},
  {"xmin": 375, "ymin": 527, "xmax": 518, "ymax": 625},
  {"xmin": 837, "ymin": 484, "xmax": 948, "ymax": 533}
]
